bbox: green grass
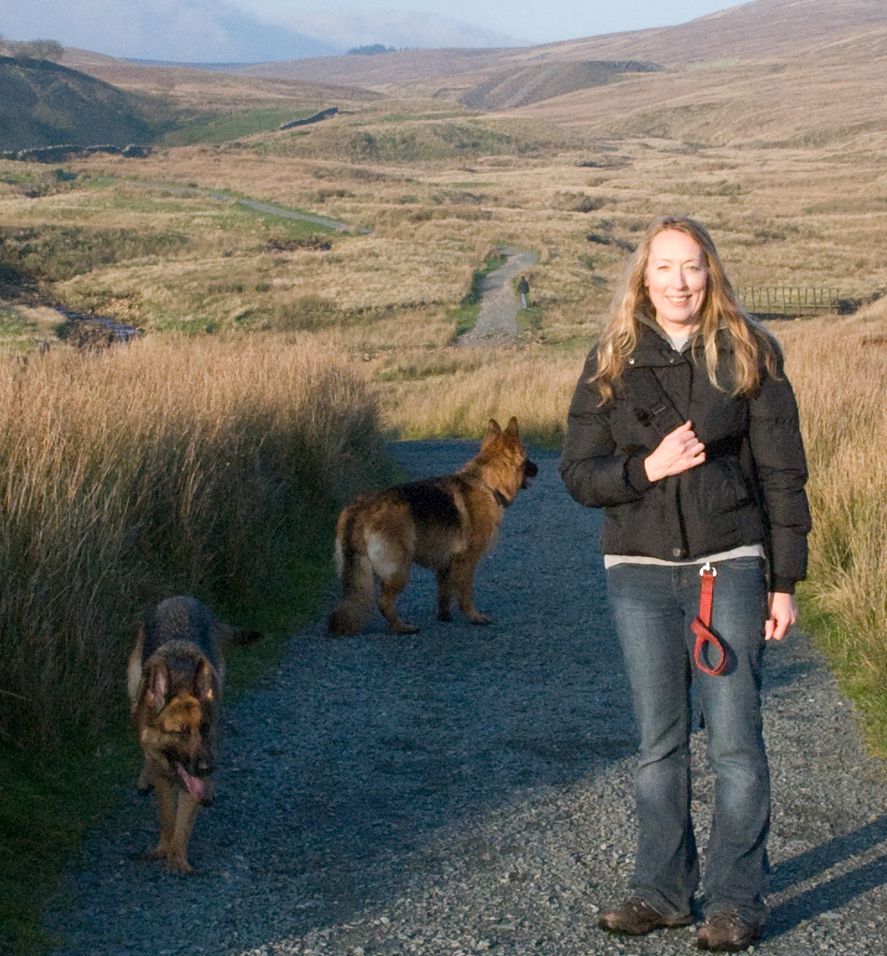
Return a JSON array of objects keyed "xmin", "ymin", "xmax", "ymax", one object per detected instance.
[
  {"xmin": 0, "ymin": 730, "xmax": 135, "ymax": 955},
  {"xmin": 0, "ymin": 225, "xmax": 189, "ymax": 283},
  {"xmin": 798, "ymin": 591, "xmax": 887, "ymax": 763},
  {"xmin": 0, "ymin": 306, "xmax": 32, "ymax": 338},
  {"xmin": 517, "ymin": 305, "xmax": 544, "ymax": 334},
  {"xmin": 162, "ymin": 108, "xmax": 318, "ymax": 147}
]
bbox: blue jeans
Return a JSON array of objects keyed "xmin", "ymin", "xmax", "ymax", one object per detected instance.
[{"xmin": 606, "ymin": 558, "xmax": 770, "ymax": 923}]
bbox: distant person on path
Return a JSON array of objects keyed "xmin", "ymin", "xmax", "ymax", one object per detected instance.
[
  {"xmin": 517, "ymin": 274, "xmax": 529, "ymax": 309},
  {"xmin": 560, "ymin": 215, "xmax": 810, "ymax": 952}
]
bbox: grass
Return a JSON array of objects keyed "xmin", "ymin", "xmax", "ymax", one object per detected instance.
[
  {"xmin": 777, "ymin": 305, "xmax": 887, "ymax": 757},
  {"xmin": 162, "ymin": 108, "xmax": 318, "ymax": 146},
  {"xmin": 0, "ymin": 335, "xmax": 390, "ymax": 746},
  {"xmin": 0, "ymin": 333, "xmax": 397, "ymax": 953}
]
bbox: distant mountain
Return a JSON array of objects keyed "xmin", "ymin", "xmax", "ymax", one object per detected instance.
[
  {"xmin": 275, "ymin": 9, "xmax": 527, "ymax": 52},
  {"xmin": 0, "ymin": 0, "xmax": 519, "ymax": 66},
  {"xmin": 0, "ymin": 56, "xmax": 166, "ymax": 151}
]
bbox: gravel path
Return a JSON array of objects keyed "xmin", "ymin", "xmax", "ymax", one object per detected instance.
[
  {"xmin": 459, "ymin": 247, "xmax": 538, "ymax": 347},
  {"xmin": 44, "ymin": 441, "xmax": 887, "ymax": 955}
]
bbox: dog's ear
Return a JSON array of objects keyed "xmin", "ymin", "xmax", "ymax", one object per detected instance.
[
  {"xmin": 486, "ymin": 418, "xmax": 502, "ymax": 438},
  {"xmin": 143, "ymin": 660, "xmax": 168, "ymax": 713},
  {"xmin": 504, "ymin": 416, "xmax": 519, "ymax": 438},
  {"xmin": 194, "ymin": 658, "xmax": 216, "ymax": 703}
]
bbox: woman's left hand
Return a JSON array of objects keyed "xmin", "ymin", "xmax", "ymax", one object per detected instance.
[{"xmin": 765, "ymin": 592, "xmax": 797, "ymax": 641}]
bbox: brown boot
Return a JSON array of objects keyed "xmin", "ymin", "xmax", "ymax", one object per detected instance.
[
  {"xmin": 696, "ymin": 911, "xmax": 762, "ymax": 951},
  {"xmin": 599, "ymin": 897, "xmax": 694, "ymax": 935}
]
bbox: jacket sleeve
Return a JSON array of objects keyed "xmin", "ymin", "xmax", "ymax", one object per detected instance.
[
  {"xmin": 559, "ymin": 353, "xmax": 654, "ymax": 507},
  {"xmin": 747, "ymin": 355, "xmax": 811, "ymax": 592}
]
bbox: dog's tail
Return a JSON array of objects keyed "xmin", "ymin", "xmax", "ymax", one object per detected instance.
[{"xmin": 327, "ymin": 508, "xmax": 374, "ymax": 636}]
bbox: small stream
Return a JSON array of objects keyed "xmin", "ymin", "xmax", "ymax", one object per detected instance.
[{"xmin": 54, "ymin": 305, "xmax": 142, "ymax": 347}]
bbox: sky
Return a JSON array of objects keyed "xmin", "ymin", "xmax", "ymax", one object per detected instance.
[
  {"xmin": 252, "ymin": 0, "xmax": 748, "ymax": 46},
  {"xmin": 0, "ymin": 0, "xmax": 749, "ymax": 61}
]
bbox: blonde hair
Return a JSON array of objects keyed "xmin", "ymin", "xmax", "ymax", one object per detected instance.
[{"xmin": 591, "ymin": 215, "xmax": 778, "ymax": 403}]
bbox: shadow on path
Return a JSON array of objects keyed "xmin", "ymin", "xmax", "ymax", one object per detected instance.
[{"xmin": 765, "ymin": 815, "xmax": 887, "ymax": 939}]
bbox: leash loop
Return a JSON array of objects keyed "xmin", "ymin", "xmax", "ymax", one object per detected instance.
[{"xmin": 691, "ymin": 562, "xmax": 728, "ymax": 677}]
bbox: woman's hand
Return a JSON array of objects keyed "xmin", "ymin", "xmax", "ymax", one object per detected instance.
[
  {"xmin": 644, "ymin": 420, "xmax": 706, "ymax": 482},
  {"xmin": 765, "ymin": 591, "xmax": 797, "ymax": 641}
]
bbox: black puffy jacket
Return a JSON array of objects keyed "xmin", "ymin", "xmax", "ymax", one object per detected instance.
[{"xmin": 559, "ymin": 323, "xmax": 811, "ymax": 592}]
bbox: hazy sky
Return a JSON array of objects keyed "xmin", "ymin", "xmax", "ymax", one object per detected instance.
[
  {"xmin": 253, "ymin": 0, "xmax": 747, "ymax": 45},
  {"xmin": 0, "ymin": 0, "xmax": 749, "ymax": 60}
]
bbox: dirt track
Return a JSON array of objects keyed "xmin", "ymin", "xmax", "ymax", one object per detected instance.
[{"xmin": 459, "ymin": 246, "xmax": 538, "ymax": 347}]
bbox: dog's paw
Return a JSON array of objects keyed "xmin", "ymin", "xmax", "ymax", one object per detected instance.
[
  {"xmin": 149, "ymin": 842, "xmax": 169, "ymax": 862},
  {"xmin": 392, "ymin": 622, "xmax": 420, "ymax": 635},
  {"xmin": 437, "ymin": 610, "xmax": 453, "ymax": 622},
  {"xmin": 164, "ymin": 849, "xmax": 194, "ymax": 875},
  {"xmin": 469, "ymin": 613, "xmax": 492, "ymax": 626}
]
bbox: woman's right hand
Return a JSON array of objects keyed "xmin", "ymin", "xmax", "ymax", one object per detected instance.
[{"xmin": 644, "ymin": 420, "xmax": 706, "ymax": 482}]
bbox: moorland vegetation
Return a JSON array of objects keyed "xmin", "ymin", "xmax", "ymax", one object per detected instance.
[{"xmin": 1, "ymin": 0, "xmax": 885, "ymax": 947}]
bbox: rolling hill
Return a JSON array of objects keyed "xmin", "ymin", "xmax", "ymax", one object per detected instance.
[
  {"xmin": 0, "ymin": 55, "xmax": 166, "ymax": 151},
  {"xmin": 5, "ymin": 0, "xmax": 886, "ymax": 152},
  {"xmin": 224, "ymin": 0, "xmax": 887, "ymax": 91}
]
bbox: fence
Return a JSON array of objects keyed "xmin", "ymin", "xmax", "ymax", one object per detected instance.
[{"xmin": 738, "ymin": 287, "xmax": 842, "ymax": 317}]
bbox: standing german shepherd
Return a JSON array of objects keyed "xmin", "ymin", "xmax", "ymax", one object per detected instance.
[
  {"xmin": 328, "ymin": 417, "xmax": 537, "ymax": 636},
  {"xmin": 127, "ymin": 596, "xmax": 259, "ymax": 874}
]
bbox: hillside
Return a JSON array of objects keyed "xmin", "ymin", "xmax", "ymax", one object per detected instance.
[
  {"xmin": 513, "ymin": 24, "xmax": 887, "ymax": 145},
  {"xmin": 544, "ymin": 0, "xmax": 887, "ymax": 64},
  {"xmin": 224, "ymin": 0, "xmax": 887, "ymax": 92},
  {"xmin": 460, "ymin": 60, "xmax": 661, "ymax": 111},
  {"xmin": 61, "ymin": 49, "xmax": 381, "ymax": 113},
  {"xmin": 46, "ymin": 0, "xmax": 887, "ymax": 142},
  {"xmin": 0, "ymin": 55, "xmax": 166, "ymax": 151}
]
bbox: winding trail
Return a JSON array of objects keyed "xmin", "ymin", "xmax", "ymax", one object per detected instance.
[
  {"xmin": 459, "ymin": 246, "xmax": 538, "ymax": 347},
  {"xmin": 43, "ymin": 441, "xmax": 887, "ymax": 955}
]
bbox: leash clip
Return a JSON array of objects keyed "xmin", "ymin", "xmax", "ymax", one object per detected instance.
[{"xmin": 699, "ymin": 560, "xmax": 717, "ymax": 578}]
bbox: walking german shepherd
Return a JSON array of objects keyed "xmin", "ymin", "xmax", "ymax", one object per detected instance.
[
  {"xmin": 127, "ymin": 596, "xmax": 259, "ymax": 874},
  {"xmin": 328, "ymin": 417, "xmax": 537, "ymax": 636}
]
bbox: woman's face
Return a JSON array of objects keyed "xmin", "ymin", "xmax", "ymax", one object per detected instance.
[{"xmin": 643, "ymin": 229, "xmax": 708, "ymax": 336}]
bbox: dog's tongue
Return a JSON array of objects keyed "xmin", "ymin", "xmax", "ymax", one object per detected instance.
[{"xmin": 176, "ymin": 763, "xmax": 207, "ymax": 803}]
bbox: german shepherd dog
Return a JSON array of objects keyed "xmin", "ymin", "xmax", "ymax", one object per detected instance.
[
  {"xmin": 127, "ymin": 596, "xmax": 259, "ymax": 874},
  {"xmin": 328, "ymin": 417, "xmax": 537, "ymax": 636}
]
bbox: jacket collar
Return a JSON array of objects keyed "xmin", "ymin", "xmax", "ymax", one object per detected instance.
[{"xmin": 636, "ymin": 313, "xmax": 698, "ymax": 354}]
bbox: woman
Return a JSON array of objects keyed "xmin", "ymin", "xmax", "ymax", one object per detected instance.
[{"xmin": 560, "ymin": 216, "xmax": 810, "ymax": 952}]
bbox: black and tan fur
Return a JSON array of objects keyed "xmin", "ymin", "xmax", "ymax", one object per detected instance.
[
  {"xmin": 328, "ymin": 417, "xmax": 537, "ymax": 636},
  {"xmin": 127, "ymin": 596, "xmax": 258, "ymax": 874}
]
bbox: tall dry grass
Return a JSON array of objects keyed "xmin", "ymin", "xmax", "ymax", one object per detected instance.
[
  {"xmin": 374, "ymin": 344, "xmax": 589, "ymax": 445},
  {"xmin": 0, "ymin": 335, "xmax": 388, "ymax": 747},
  {"xmin": 778, "ymin": 307, "xmax": 887, "ymax": 754}
]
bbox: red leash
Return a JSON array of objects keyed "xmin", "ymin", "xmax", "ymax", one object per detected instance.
[{"xmin": 691, "ymin": 562, "xmax": 728, "ymax": 677}]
